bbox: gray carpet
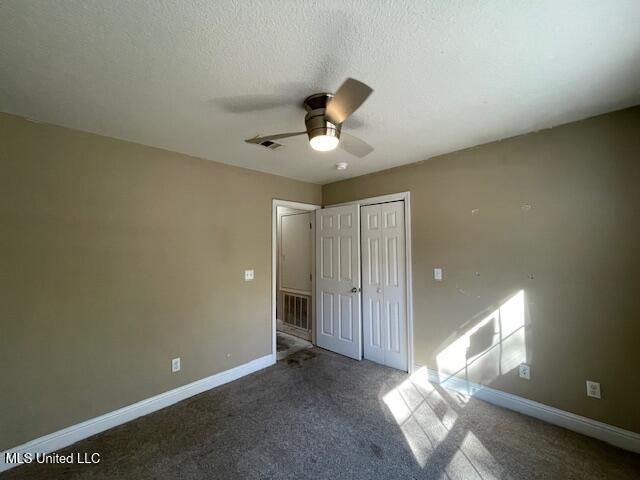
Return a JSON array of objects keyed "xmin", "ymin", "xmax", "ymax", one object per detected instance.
[{"xmin": 3, "ymin": 347, "xmax": 639, "ymax": 479}]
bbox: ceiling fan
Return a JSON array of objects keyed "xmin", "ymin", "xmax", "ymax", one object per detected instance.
[{"xmin": 245, "ymin": 78, "xmax": 374, "ymax": 158}]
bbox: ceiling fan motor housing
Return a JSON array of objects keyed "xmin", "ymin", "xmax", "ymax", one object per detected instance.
[{"xmin": 303, "ymin": 93, "xmax": 341, "ymax": 143}]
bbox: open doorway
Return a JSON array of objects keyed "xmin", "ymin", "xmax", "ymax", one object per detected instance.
[{"xmin": 272, "ymin": 200, "xmax": 320, "ymax": 362}]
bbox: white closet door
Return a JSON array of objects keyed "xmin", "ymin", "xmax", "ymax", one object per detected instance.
[
  {"xmin": 361, "ymin": 205, "xmax": 385, "ymax": 365},
  {"xmin": 315, "ymin": 204, "xmax": 362, "ymax": 360},
  {"xmin": 361, "ymin": 201, "xmax": 407, "ymax": 371}
]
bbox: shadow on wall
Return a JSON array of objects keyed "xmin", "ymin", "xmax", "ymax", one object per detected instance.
[{"xmin": 434, "ymin": 290, "xmax": 527, "ymax": 387}]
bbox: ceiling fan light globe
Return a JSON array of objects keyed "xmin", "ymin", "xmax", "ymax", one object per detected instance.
[{"xmin": 310, "ymin": 135, "xmax": 339, "ymax": 152}]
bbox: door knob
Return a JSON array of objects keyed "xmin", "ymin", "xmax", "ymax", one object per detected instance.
[
  {"xmin": 377, "ymin": 287, "xmax": 383, "ymax": 294},
  {"xmin": 351, "ymin": 287, "xmax": 360, "ymax": 293}
]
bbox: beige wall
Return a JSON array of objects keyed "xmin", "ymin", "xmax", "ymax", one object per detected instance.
[
  {"xmin": 0, "ymin": 113, "xmax": 321, "ymax": 450},
  {"xmin": 323, "ymin": 107, "xmax": 640, "ymax": 433}
]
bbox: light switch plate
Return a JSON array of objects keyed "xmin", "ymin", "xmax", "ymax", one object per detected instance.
[
  {"xmin": 244, "ymin": 269, "xmax": 254, "ymax": 281},
  {"xmin": 434, "ymin": 268, "xmax": 443, "ymax": 281},
  {"xmin": 171, "ymin": 357, "xmax": 181, "ymax": 373},
  {"xmin": 586, "ymin": 380, "xmax": 601, "ymax": 399}
]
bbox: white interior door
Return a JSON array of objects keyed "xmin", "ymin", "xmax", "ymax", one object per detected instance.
[
  {"xmin": 315, "ymin": 204, "xmax": 362, "ymax": 360},
  {"xmin": 361, "ymin": 201, "xmax": 407, "ymax": 371}
]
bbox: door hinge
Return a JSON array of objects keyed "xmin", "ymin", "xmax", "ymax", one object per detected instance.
[{"xmin": 309, "ymin": 222, "xmax": 312, "ymax": 229}]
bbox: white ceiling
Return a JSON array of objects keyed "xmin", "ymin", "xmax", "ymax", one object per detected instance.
[{"xmin": 1, "ymin": 1, "xmax": 639, "ymax": 184}]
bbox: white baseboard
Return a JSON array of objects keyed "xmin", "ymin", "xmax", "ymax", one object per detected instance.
[
  {"xmin": 1, "ymin": 354, "xmax": 275, "ymax": 473},
  {"xmin": 425, "ymin": 368, "xmax": 640, "ymax": 454}
]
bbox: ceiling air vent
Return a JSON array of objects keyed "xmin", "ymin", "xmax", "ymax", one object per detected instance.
[{"xmin": 259, "ymin": 139, "xmax": 283, "ymax": 150}]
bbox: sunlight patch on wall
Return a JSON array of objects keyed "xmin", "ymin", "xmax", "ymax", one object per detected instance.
[{"xmin": 435, "ymin": 290, "xmax": 526, "ymax": 387}]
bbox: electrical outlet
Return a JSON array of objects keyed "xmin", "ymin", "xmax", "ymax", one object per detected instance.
[
  {"xmin": 434, "ymin": 268, "xmax": 443, "ymax": 281},
  {"xmin": 244, "ymin": 269, "xmax": 254, "ymax": 281},
  {"xmin": 171, "ymin": 357, "xmax": 181, "ymax": 373},
  {"xmin": 586, "ymin": 380, "xmax": 601, "ymax": 399},
  {"xmin": 519, "ymin": 364, "xmax": 531, "ymax": 380}
]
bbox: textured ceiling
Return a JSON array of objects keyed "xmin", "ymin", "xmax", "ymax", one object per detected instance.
[{"xmin": 1, "ymin": 1, "xmax": 640, "ymax": 184}]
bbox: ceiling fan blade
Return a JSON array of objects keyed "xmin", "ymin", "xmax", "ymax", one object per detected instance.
[
  {"xmin": 326, "ymin": 78, "xmax": 373, "ymax": 125},
  {"xmin": 214, "ymin": 82, "xmax": 309, "ymax": 114},
  {"xmin": 217, "ymin": 95, "xmax": 296, "ymax": 113},
  {"xmin": 339, "ymin": 132, "xmax": 374, "ymax": 158},
  {"xmin": 245, "ymin": 131, "xmax": 307, "ymax": 144}
]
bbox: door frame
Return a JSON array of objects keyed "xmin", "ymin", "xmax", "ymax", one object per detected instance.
[
  {"xmin": 326, "ymin": 192, "xmax": 414, "ymax": 373},
  {"xmin": 272, "ymin": 199, "xmax": 321, "ymax": 363}
]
